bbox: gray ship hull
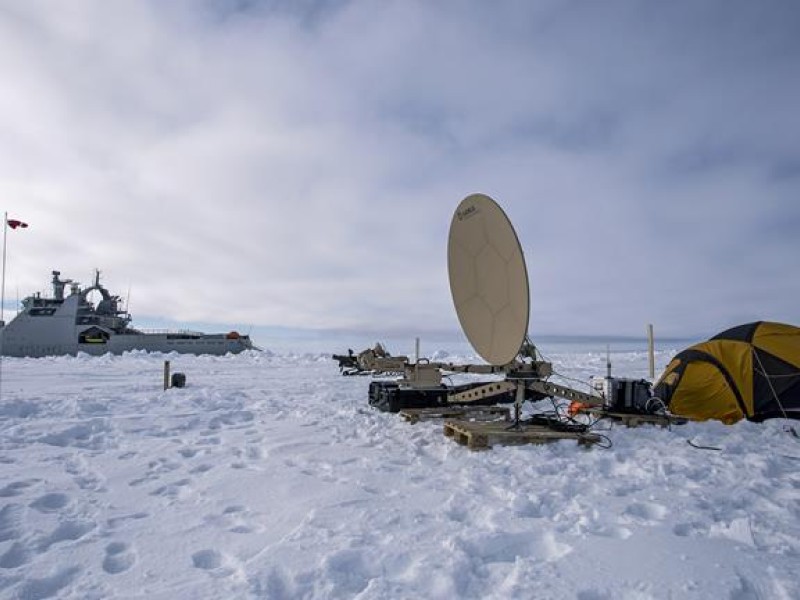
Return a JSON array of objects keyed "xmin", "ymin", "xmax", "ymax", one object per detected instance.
[
  {"xmin": 0, "ymin": 332, "xmax": 253, "ymax": 358},
  {"xmin": 0, "ymin": 270, "xmax": 255, "ymax": 358}
]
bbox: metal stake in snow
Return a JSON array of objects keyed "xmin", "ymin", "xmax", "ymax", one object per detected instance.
[{"xmin": 164, "ymin": 361, "xmax": 171, "ymax": 391}]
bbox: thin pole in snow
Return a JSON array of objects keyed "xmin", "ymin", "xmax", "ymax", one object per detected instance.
[
  {"xmin": 0, "ymin": 211, "xmax": 7, "ymax": 401},
  {"xmin": 1, "ymin": 211, "xmax": 7, "ymax": 326}
]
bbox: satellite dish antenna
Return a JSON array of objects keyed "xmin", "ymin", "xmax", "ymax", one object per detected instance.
[
  {"xmin": 335, "ymin": 191, "xmax": 605, "ymax": 437},
  {"xmin": 448, "ymin": 193, "xmax": 530, "ymax": 366}
]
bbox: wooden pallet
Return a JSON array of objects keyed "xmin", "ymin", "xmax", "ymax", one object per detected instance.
[
  {"xmin": 579, "ymin": 407, "xmax": 687, "ymax": 428},
  {"xmin": 399, "ymin": 406, "xmax": 511, "ymax": 424},
  {"xmin": 443, "ymin": 419, "xmax": 602, "ymax": 450}
]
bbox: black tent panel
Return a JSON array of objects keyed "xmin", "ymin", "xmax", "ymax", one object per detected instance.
[
  {"xmin": 712, "ymin": 321, "xmax": 762, "ymax": 344},
  {"xmin": 751, "ymin": 348, "xmax": 800, "ymax": 419}
]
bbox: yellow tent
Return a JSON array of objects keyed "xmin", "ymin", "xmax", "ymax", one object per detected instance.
[{"xmin": 653, "ymin": 322, "xmax": 800, "ymax": 423}]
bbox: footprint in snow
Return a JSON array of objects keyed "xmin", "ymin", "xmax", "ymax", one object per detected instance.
[
  {"xmin": 0, "ymin": 479, "xmax": 41, "ymax": 498},
  {"xmin": 102, "ymin": 541, "xmax": 137, "ymax": 574},
  {"xmin": 192, "ymin": 549, "xmax": 242, "ymax": 579},
  {"xmin": 30, "ymin": 493, "xmax": 70, "ymax": 513},
  {"xmin": 15, "ymin": 566, "xmax": 81, "ymax": 599},
  {"xmin": 106, "ymin": 512, "xmax": 149, "ymax": 529},
  {"xmin": 150, "ymin": 478, "xmax": 193, "ymax": 499},
  {"xmin": 577, "ymin": 590, "xmax": 613, "ymax": 600},
  {"xmin": 0, "ymin": 503, "xmax": 26, "ymax": 542},
  {"xmin": 458, "ymin": 531, "xmax": 572, "ymax": 563},
  {"xmin": 208, "ymin": 410, "xmax": 255, "ymax": 430},
  {"xmin": 320, "ymin": 548, "xmax": 375, "ymax": 596},
  {"xmin": 189, "ymin": 463, "xmax": 214, "ymax": 474},
  {"xmin": 203, "ymin": 505, "xmax": 261, "ymax": 535},
  {"xmin": 197, "ymin": 434, "xmax": 222, "ymax": 446},
  {"xmin": 37, "ymin": 519, "xmax": 97, "ymax": 552},
  {"xmin": 622, "ymin": 501, "xmax": 668, "ymax": 523},
  {"xmin": 178, "ymin": 447, "xmax": 198, "ymax": 459},
  {"xmin": 0, "ymin": 541, "xmax": 31, "ymax": 568},
  {"xmin": 611, "ymin": 482, "xmax": 645, "ymax": 497},
  {"xmin": 673, "ymin": 521, "xmax": 709, "ymax": 537},
  {"xmin": 192, "ymin": 549, "xmax": 223, "ymax": 569},
  {"xmin": 129, "ymin": 457, "xmax": 182, "ymax": 487},
  {"xmin": 588, "ymin": 523, "xmax": 633, "ymax": 539},
  {"xmin": 64, "ymin": 456, "xmax": 106, "ymax": 492}
]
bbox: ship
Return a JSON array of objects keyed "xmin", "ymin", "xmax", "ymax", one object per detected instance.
[{"xmin": 0, "ymin": 270, "xmax": 256, "ymax": 357}]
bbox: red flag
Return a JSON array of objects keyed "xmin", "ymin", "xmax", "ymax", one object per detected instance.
[{"xmin": 7, "ymin": 219, "xmax": 28, "ymax": 229}]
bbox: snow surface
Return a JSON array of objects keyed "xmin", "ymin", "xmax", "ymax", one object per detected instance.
[{"xmin": 0, "ymin": 347, "xmax": 798, "ymax": 599}]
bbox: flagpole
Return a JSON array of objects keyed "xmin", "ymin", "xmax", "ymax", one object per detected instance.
[
  {"xmin": 0, "ymin": 211, "xmax": 6, "ymax": 401},
  {"xmin": 1, "ymin": 210, "xmax": 7, "ymax": 325},
  {"xmin": 0, "ymin": 215, "xmax": 29, "ymax": 401}
]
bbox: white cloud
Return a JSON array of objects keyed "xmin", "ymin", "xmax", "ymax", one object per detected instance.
[{"xmin": 1, "ymin": 0, "xmax": 798, "ymax": 343}]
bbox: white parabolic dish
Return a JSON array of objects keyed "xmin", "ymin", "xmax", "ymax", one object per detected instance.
[{"xmin": 448, "ymin": 193, "xmax": 530, "ymax": 366}]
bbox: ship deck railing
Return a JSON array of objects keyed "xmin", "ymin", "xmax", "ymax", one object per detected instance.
[{"xmin": 130, "ymin": 328, "xmax": 206, "ymax": 336}]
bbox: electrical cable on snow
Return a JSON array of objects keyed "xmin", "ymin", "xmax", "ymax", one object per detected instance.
[
  {"xmin": 511, "ymin": 338, "xmax": 613, "ymax": 448},
  {"xmin": 584, "ymin": 432, "xmax": 613, "ymax": 449},
  {"xmin": 520, "ymin": 394, "xmax": 613, "ymax": 449},
  {"xmin": 687, "ymin": 439, "xmax": 722, "ymax": 451}
]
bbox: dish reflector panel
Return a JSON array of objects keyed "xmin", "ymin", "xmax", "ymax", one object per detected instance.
[{"xmin": 448, "ymin": 193, "xmax": 530, "ymax": 365}]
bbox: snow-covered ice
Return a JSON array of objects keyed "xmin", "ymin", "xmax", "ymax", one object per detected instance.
[{"xmin": 0, "ymin": 347, "xmax": 798, "ymax": 599}]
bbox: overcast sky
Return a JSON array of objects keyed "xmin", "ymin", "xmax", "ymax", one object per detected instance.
[{"xmin": 1, "ymin": 0, "xmax": 798, "ymax": 343}]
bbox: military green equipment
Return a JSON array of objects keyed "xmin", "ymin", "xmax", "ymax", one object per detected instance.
[{"xmin": 333, "ymin": 343, "xmax": 408, "ymax": 376}]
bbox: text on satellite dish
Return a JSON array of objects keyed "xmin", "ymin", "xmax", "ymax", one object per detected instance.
[{"xmin": 456, "ymin": 204, "xmax": 479, "ymax": 221}]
